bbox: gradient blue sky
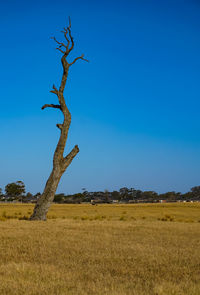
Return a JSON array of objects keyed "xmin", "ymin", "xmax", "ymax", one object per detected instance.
[{"xmin": 0, "ymin": 0, "xmax": 200, "ymax": 194}]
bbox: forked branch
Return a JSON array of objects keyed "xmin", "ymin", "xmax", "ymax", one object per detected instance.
[
  {"xmin": 51, "ymin": 17, "xmax": 89, "ymax": 68},
  {"xmin": 50, "ymin": 84, "xmax": 59, "ymax": 95},
  {"xmin": 51, "ymin": 37, "xmax": 67, "ymax": 49},
  {"xmin": 69, "ymin": 54, "xmax": 89, "ymax": 66}
]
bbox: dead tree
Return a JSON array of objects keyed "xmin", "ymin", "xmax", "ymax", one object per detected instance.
[{"xmin": 30, "ymin": 19, "xmax": 88, "ymax": 220}]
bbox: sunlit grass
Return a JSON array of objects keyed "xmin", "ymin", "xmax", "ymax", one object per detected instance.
[
  {"xmin": 0, "ymin": 202, "xmax": 199, "ymax": 223},
  {"xmin": 0, "ymin": 203, "xmax": 199, "ymax": 294}
]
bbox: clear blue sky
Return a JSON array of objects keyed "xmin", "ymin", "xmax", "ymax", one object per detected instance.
[{"xmin": 0, "ymin": 0, "xmax": 200, "ymax": 194}]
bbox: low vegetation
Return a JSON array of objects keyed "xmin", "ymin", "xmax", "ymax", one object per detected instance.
[
  {"xmin": 0, "ymin": 203, "xmax": 199, "ymax": 295},
  {"xmin": 1, "ymin": 182, "xmax": 200, "ymax": 204}
]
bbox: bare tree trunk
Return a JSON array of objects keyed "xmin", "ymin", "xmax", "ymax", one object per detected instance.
[{"xmin": 30, "ymin": 18, "xmax": 88, "ymax": 221}]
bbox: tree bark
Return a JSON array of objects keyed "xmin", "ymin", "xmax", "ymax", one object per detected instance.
[{"xmin": 30, "ymin": 19, "xmax": 88, "ymax": 221}]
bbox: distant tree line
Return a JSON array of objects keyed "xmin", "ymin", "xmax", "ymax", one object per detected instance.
[{"xmin": 0, "ymin": 181, "xmax": 200, "ymax": 204}]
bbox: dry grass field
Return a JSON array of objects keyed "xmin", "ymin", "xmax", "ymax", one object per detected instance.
[{"xmin": 0, "ymin": 203, "xmax": 199, "ymax": 295}]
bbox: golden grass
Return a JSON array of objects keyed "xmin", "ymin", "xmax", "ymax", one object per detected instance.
[
  {"xmin": 0, "ymin": 202, "xmax": 200, "ymax": 222},
  {"xmin": 0, "ymin": 203, "xmax": 199, "ymax": 294}
]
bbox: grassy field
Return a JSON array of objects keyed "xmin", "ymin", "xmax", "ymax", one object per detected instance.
[{"xmin": 0, "ymin": 203, "xmax": 199, "ymax": 295}]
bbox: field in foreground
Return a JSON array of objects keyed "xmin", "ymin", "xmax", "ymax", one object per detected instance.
[{"xmin": 0, "ymin": 204, "xmax": 199, "ymax": 295}]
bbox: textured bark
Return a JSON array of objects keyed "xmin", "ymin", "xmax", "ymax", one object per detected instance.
[{"xmin": 30, "ymin": 19, "xmax": 88, "ymax": 220}]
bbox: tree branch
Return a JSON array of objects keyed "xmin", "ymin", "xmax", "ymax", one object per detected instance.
[
  {"xmin": 56, "ymin": 124, "xmax": 63, "ymax": 130},
  {"xmin": 62, "ymin": 145, "xmax": 79, "ymax": 170},
  {"xmin": 50, "ymin": 84, "xmax": 59, "ymax": 95},
  {"xmin": 69, "ymin": 54, "xmax": 89, "ymax": 66},
  {"xmin": 41, "ymin": 104, "xmax": 62, "ymax": 110},
  {"xmin": 56, "ymin": 47, "xmax": 65, "ymax": 54},
  {"xmin": 52, "ymin": 16, "xmax": 90, "ymax": 66},
  {"xmin": 51, "ymin": 37, "xmax": 67, "ymax": 49},
  {"xmin": 68, "ymin": 31, "xmax": 74, "ymax": 53}
]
